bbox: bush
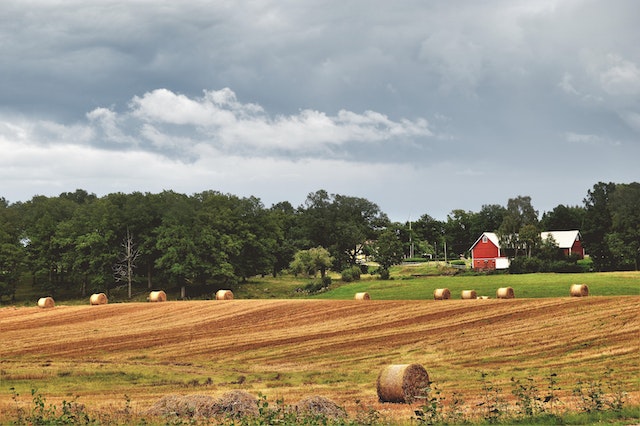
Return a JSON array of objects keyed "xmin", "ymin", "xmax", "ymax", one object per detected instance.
[
  {"xmin": 577, "ymin": 258, "xmax": 594, "ymax": 272},
  {"xmin": 341, "ymin": 266, "xmax": 361, "ymax": 282},
  {"xmin": 549, "ymin": 261, "xmax": 583, "ymax": 273},
  {"xmin": 379, "ymin": 268, "xmax": 390, "ymax": 280},
  {"xmin": 302, "ymin": 277, "xmax": 331, "ymax": 294}
]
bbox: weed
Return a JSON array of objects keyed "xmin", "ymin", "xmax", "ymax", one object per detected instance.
[
  {"xmin": 510, "ymin": 376, "xmax": 544, "ymax": 417},
  {"xmin": 10, "ymin": 387, "xmax": 25, "ymax": 424},
  {"xmin": 353, "ymin": 399, "xmax": 382, "ymax": 425},
  {"xmin": 573, "ymin": 368, "xmax": 629, "ymax": 414},
  {"xmin": 479, "ymin": 371, "xmax": 507, "ymax": 423},
  {"xmin": 413, "ymin": 384, "xmax": 445, "ymax": 425}
]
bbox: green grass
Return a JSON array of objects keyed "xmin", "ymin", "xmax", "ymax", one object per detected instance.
[
  {"xmin": 312, "ymin": 268, "xmax": 640, "ymax": 300},
  {"xmin": 7, "ymin": 263, "xmax": 639, "ymax": 304}
]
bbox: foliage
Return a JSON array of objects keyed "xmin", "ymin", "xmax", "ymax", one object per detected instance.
[
  {"xmin": 583, "ymin": 182, "xmax": 640, "ymax": 271},
  {"xmin": 290, "ymin": 247, "xmax": 333, "ymax": 278},
  {"xmin": 373, "ymin": 227, "xmax": 404, "ymax": 270},
  {"xmin": 2, "ymin": 181, "xmax": 639, "ymax": 304},
  {"xmin": 340, "ymin": 265, "xmax": 361, "ymax": 282}
]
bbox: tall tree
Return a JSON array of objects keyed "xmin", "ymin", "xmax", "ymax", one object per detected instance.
[
  {"xmin": 0, "ymin": 198, "xmax": 24, "ymax": 301},
  {"xmin": 375, "ymin": 227, "xmax": 404, "ymax": 272},
  {"xmin": 299, "ymin": 190, "xmax": 388, "ymax": 270},
  {"xmin": 498, "ymin": 195, "xmax": 539, "ymax": 257},
  {"xmin": 268, "ymin": 201, "xmax": 300, "ymax": 277},
  {"xmin": 540, "ymin": 204, "xmax": 585, "ymax": 231},
  {"xmin": 608, "ymin": 182, "xmax": 640, "ymax": 270},
  {"xmin": 445, "ymin": 209, "xmax": 474, "ymax": 258},
  {"xmin": 470, "ymin": 204, "xmax": 506, "ymax": 236},
  {"xmin": 582, "ymin": 182, "xmax": 616, "ymax": 271}
]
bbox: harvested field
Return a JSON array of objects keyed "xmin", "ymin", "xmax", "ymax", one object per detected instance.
[{"xmin": 0, "ymin": 297, "xmax": 638, "ymax": 422}]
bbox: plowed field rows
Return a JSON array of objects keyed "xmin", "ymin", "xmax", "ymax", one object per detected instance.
[{"xmin": 1, "ymin": 296, "xmax": 638, "ymax": 421}]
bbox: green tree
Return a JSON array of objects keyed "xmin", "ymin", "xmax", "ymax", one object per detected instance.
[
  {"xmin": 498, "ymin": 195, "xmax": 539, "ymax": 257},
  {"xmin": 268, "ymin": 201, "xmax": 300, "ymax": 277},
  {"xmin": 375, "ymin": 227, "xmax": 404, "ymax": 272},
  {"xmin": 519, "ymin": 224, "xmax": 541, "ymax": 258},
  {"xmin": 470, "ymin": 204, "xmax": 506, "ymax": 236},
  {"xmin": 19, "ymin": 195, "xmax": 80, "ymax": 296},
  {"xmin": 540, "ymin": 204, "xmax": 585, "ymax": 231},
  {"xmin": 409, "ymin": 214, "xmax": 445, "ymax": 259},
  {"xmin": 289, "ymin": 247, "xmax": 333, "ymax": 278},
  {"xmin": 299, "ymin": 190, "xmax": 388, "ymax": 270},
  {"xmin": 0, "ymin": 198, "xmax": 24, "ymax": 302},
  {"xmin": 445, "ymin": 209, "xmax": 474, "ymax": 258},
  {"xmin": 582, "ymin": 182, "xmax": 616, "ymax": 271},
  {"xmin": 608, "ymin": 182, "xmax": 640, "ymax": 270}
]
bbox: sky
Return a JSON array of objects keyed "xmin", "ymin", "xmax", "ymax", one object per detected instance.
[{"xmin": 1, "ymin": 0, "xmax": 638, "ymax": 222}]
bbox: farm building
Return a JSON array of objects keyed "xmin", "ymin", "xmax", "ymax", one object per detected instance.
[
  {"xmin": 469, "ymin": 232, "xmax": 510, "ymax": 271},
  {"xmin": 470, "ymin": 230, "xmax": 584, "ymax": 271},
  {"xmin": 540, "ymin": 230, "xmax": 584, "ymax": 258}
]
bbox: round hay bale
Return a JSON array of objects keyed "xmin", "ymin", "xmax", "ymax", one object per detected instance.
[
  {"xmin": 149, "ymin": 290, "xmax": 167, "ymax": 302},
  {"xmin": 89, "ymin": 293, "xmax": 108, "ymax": 305},
  {"xmin": 215, "ymin": 290, "xmax": 234, "ymax": 300},
  {"xmin": 461, "ymin": 290, "xmax": 477, "ymax": 300},
  {"xmin": 354, "ymin": 292, "xmax": 371, "ymax": 300},
  {"xmin": 570, "ymin": 284, "xmax": 589, "ymax": 297},
  {"xmin": 433, "ymin": 288, "xmax": 451, "ymax": 300},
  {"xmin": 37, "ymin": 297, "xmax": 55, "ymax": 309},
  {"xmin": 295, "ymin": 396, "xmax": 347, "ymax": 421},
  {"xmin": 496, "ymin": 287, "xmax": 515, "ymax": 299},
  {"xmin": 477, "ymin": 295, "xmax": 491, "ymax": 300},
  {"xmin": 376, "ymin": 363, "xmax": 430, "ymax": 403}
]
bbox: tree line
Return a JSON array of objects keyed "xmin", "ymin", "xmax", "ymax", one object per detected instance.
[{"xmin": 0, "ymin": 182, "xmax": 638, "ymax": 301}]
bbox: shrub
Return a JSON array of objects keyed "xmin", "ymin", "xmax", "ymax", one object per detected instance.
[
  {"xmin": 379, "ymin": 268, "xmax": 390, "ymax": 280},
  {"xmin": 302, "ymin": 278, "xmax": 331, "ymax": 294},
  {"xmin": 341, "ymin": 266, "xmax": 361, "ymax": 282}
]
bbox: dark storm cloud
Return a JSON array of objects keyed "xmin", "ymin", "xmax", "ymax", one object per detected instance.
[{"xmin": 1, "ymin": 0, "xmax": 638, "ymax": 220}]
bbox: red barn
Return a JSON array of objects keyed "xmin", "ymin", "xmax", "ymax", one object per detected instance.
[
  {"xmin": 540, "ymin": 230, "xmax": 584, "ymax": 258},
  {"xmin": 470, "ymin": 230, "xmax": 584, "ymax": 271},
  {"xmin": 469, "ymin": 232, "xmax": 510, "ymax": 271}
]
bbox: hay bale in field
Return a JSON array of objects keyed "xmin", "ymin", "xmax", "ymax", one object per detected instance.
[
  {"xmin": 215, "ymin": 290, "xmax": 234, "ymax": 300},
  {"xmin": 354, "ymin": 292, "xmax": 371, "ymax": 300},
  {"xmin": 149, "ymin": 290, "xmax": 167, "ymax": 302},
  {"xmin": 295, "ymin": 396, "xmax": 347, "ymax": 421},
  {"xmin": 496, "ymin": 287, "xmax": 515, "ymax": 299},
  {"xmin": 89, "ymin": 293, "xmax": 108, "ymax": 305},
  {"xmin": 37, "ymin": 297, "xmax": 55, "ymax": 308},
  {"xmin": 570, "ymin": 284, "xmax": 589, "ymax": 297},
  {"xmin": 461, "ymin": 290, "xmax": 477, "ymax": 300},
  {"xmin": 376, "ymin": 363, "xmax": 430, "ymax": 403},
  {"xmin": 146, "ymin": 394, "xmax": 217, "ymax": 418},
  {"xmin": 477, "ymin": 295, "xmax": 491, "ymax": 299},
  {"xmin": 433, "ymin": 288, "xmax": 451, "ymax": 300},
  {"xmin": 212, "ymin": 390, "xmax": 258, "ymax": 419}
]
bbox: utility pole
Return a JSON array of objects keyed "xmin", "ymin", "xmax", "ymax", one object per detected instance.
[{"xmin": 409, "ymin": 217, "xmax": 414, "ymax": 259}]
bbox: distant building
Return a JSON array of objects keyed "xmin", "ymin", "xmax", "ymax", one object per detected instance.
[
  {"xmin": 469, "ymin": 230, "xmax": 584, "ymax": 271},
  {"xmin": 540, "ymin": 230, "xmax": 584, "ymax": 258}
]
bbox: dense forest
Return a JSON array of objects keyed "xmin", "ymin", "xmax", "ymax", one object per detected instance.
[{"xmin": 0, "ymin": 182, "xmax": 638, "ymax": 301}]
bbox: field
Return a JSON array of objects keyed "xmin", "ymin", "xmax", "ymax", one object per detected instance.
[{"xmin": 1, "ymin": 290, "xmax": 639, "ymax": 423}]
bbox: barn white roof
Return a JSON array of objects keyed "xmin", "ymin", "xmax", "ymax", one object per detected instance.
[
  {"xmin": 540, "ymin": 230, "xmax": 580, "ymax": 249},
  {"xmin": 470, "ymin": 230, "xmax": 581, "ymax": 251}
]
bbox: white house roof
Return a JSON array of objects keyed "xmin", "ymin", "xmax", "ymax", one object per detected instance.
[{"xmin": 540, "ymin": 230, "xmax": 580, "ymax": 249}]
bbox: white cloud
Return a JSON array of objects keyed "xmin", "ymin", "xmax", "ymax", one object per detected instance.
[
  {"xmin": 599, "ymin": 54, "xmax": 640, "ymax": 96},
  {"xmin": 564, "ymin": 132, "xmax": 621, "ymax": 147},
  {"xmin": 121, "ymin": 88, "xmax": 433, "ymax": 154}
]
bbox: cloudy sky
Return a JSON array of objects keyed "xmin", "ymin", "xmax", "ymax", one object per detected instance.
[{"xmin": 1, "ymin": 0, "xmax": 638, "ymax": 221}]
